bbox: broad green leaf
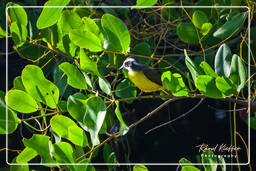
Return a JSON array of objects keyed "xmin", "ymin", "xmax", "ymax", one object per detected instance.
[
  {"xmin": 7, "ymin": 2, "xmax": 28, "ymax": 26},
  {"xmin": 10, "ymin": 22, "xmax": 27, "ymax": 47},
  {"xmin": 199, "ymin": 61, "xmax": 218, "ymax": 77},
  {"xmin": 67, "ymin": 93, "xmax": 87, "ymax": 122},
  {"xmin": 132, "ymin": 0, "xmax": 158, "ymax": 9},
  {"xmin": 36, "ymin": 0, "xmax": 71, "ymax": 29},
  {"xmin": 21, "ymin": 65, "xmax": 59, "ymax": 108},
  {"xmin": 101, "ymin": 14, "xmax": 131, "ymax": 53},
  {"xmin": 6, "ymin": 89, "xmax": 38, "ymax": 113},
  {"xmin": 133, "ymin": 165, "xmax": 149, "ymax": 171},
  {"xmin": 58, "ymin": 10, "xmax": 83, "ymax": 35},
  {"xmin": 83, "ymin": 96, "xmax": 107, "ymax": 145},
  {"xmin": 213, "ymin": 12, "xmax": 247, "ymax": 39},
  {"xmin": 69, "ymin": 29, "xmax": 103, "ymax": 52},
  {"xmin": 115, "ymin": 101, "xmax": 129, "ymax": 135},
  {"xmin": 52, "ymin": 142, "xmax": 75, "ymax": 165},
  {"xmin": 229, "ymin": 54, "xmax": 247, "ymax": 91},
  {"xmin": 214, "ymin": 44, "xmax": 232, "ymax": 77},
  {"xmin": 0, "ymin": 26, "xmax": 6, "ymax": 38},
  {"xmin": 57, "ymin": 35, "xmax": 77, "ymax": 57},
  {"xmin": 184, "ymin": 50, "xmax": 202, "ymax": 82},
  {"xmin": 195, "ymin": 75, "xmax": 224, "ymax": 98},
  {"xmin": 50, "ymin": 115, "xmax": 88, "ymax": 147},
  {"xmin": 59, "ymin": 62, "xmax": 87, "ymax": 90},
  {"xmin": 115, "ymin": 79, "xmax": 137, "ymax": 104},
  {"xmin": 219, "ymin": 156, "xmax": 226, "ymax": 171},
  {"xmin": 202, "ymin": 151, "xmax": 217, "ymax": 171},
  {"xmin": 80, "ymin": 48, "xmax": 99, "ymax": 75},
  {"xmin": 177, "ymin": 23, "xmax": 199, "ymax": 44},
  {"xmin": 192, "ymin": 10, "xmax": 208, "ymax": 29},
  {"xmin": 216, "ymin": 76, "xmax": 237, "ymax": 96},
  {"xmin": 10, "ymin": 157, "xmax": 29, "ymax": 171},
  {"xmin": 161, "ymin": 71, "xmax": 189, "ymax": 96},
  {"xmin": 98, "ymin": 77, "xmax": 112, "ymax": 95},
  {"xmin": 181, "ymin": 166, "xmax": 201, "ymax": 171},
  {"xmin": 0, "ymin": 96, "xmax": 19, "ymax": 134},
  {"xmin": 13, "ymin": 76, "xmax": 25, "ymax": 91},
  {"xmin": 201, "ymin": 23, "xmax": 212, "ymax": 35},
  {"xmin": 23, "ymin": 134, "xmax": 56, "ymax": 163},
  {"xmin": 16, "ymin": 147, "xmax": 38, "ymax": 163},
  {"xmin": 83, "ymin": 17, "xmax": 101, "ymax": 35}
]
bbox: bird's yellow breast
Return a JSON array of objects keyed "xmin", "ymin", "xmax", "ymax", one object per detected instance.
[{"xmin": 128, "ymin": 70, "xmax": 163, "ymax": 92}]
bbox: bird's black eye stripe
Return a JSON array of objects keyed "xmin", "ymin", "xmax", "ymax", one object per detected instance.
[{"xmin": 124, "ymin": 61, "xmax": 132, "ymax": 67}]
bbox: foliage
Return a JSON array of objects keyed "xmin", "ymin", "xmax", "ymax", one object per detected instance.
[{"xmin": 1, "ymin": 0, "xmax": 255, "ymax": 170}]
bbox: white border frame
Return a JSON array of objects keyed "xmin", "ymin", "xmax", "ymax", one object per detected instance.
[{"xmin": 5, "ymin": 5, "xmax": 251, "ymax": 166}]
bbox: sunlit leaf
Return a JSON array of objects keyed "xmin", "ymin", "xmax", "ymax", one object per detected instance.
[
  {"xmin": 216, "ymin": 76, "xmax": 237, "ymax": 96},
  {"xmin": 199, "ymin": 61, "xmax": 218, "ymax": 78},
  {"xmin": 200, "ymin": 22, "xmax": 212, "ymax": 35},
  {"xmin": 202, "ymin": 151, "xmax": 218, "ymax": 171},
  {"xmin": 132, "ymin": 0, "xmax": 157, "ymax": 9},
  {"xmin": 59, "ymin": 62, "xmax": 87, "ymax": 90},
  {"xmin": 102, "ymin": 14, "xmax": 130, "ymax": 53},
  {"xmin": 22, "ymin": 65, "xmax": 59, "ymax": 108},
  {"xmin": 16, "ymin": 147, "xmax": 38, "ymax": 163},
  {"xmin": 36, "ymin": 0, "xmax": 71, "ymax": 29},
  {"xmin": 115, "ymin": 101, "xmax": 129, "ymax": 135},
  {"xmin": 192, "ymin": 10, "xmax": 208, "ymax": 29},
  {"xmin": 52, "ymin": 142, "xmax": 75, "ymax": 166},
  {"xmin": 7, "ymin": 2, "xmax": 28, "ymax": 26},
  {"xmin": 184, "ymin": 50, "xmax": 202, "ymax": 82},
  {"xmin": 80, "ymin": 48, "xmax": 99, "ymax": 76},
  {"xmin": 98, "ymin": 77, "xmax": 112, "ymax": 95},
  {"xmin": 133, "ymin": 165, "xmax": 149, "ymax": 171},
  {"xmin": 5, "ymin": 89, "xmax": 38, "ymax": 113},
  {"xmin": 10, "ymin": 22, "xmax": 27, "ymax": 47}
]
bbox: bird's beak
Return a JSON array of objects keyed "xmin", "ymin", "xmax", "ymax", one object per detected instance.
[{"xmin": 119, "ymin": 65, "xmax": 124, "ymax": 70}]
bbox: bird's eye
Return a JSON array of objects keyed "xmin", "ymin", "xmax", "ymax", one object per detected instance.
[{"xmin": 124, "ymin": 61, "xmax": 131, "ymax": 67}]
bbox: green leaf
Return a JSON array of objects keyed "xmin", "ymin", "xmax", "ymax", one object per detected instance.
[
  {"xmin": 23, "ymin": 134, "xmax": 56, "ymax": 163},
  {"xmin": 181, "ymin": 166, "xmax": 201, "ymax": 171},
  {"xmin": 6, "ymin": 89, "xmax": 38, "ymax": 113},
  {"xmin": 0, "ymin": 26, "xmax": 6, "ymax": 38},
  {"xmin": 58, "ymin": 10, "xmax": 83, "ymax": 35},
  {"xmin": 7, "ymin": 2, "xmax": 28, "ymax": 26},
  {"xmin": 69, "ymin": 29, "xmax": 103, "ymax": 52},
  {"xmin": 213, "ymin": 12, "xmax": 247, "ymax": 39},
  {"xmin": 13, "ymin": 76, "xmax": 25, "ymax": 91},
  {"xmin": 115, "ymin": 101, "xmax": 129, "ymax": 135},
  {"xmin": 184, "ymin": 50, "xmax": 202, "ymax": 82},
  {"xmin": 202, "ymin": 151, "xmax": 218, "ymax": 171},
  {"xmin": 132, "ymin": 0, "xmax": 158, "ymax": 9},
  {"xmin": 177, "ymin": 23, "xmax": 199, "ymax": 44},
  {"xmin": 229, "ymin": 54, "xmax": 247, "ymax": 91},
  {"xmin": 200, "ymin": 22, "xmax": 212, "ymax": 35},
  {"xmin": 179, "ymin": 157, "xmax": 192, "ymax": 164},
  {"xmin": 199, "ymin": 61, "xmax": 218, "ymax": 77},
  {"xmin": 98, "ymin": 77, "xmax": 112, "ymax": 95},
  {"xmin": 36, "ymin": 0, "xmax": 71, "ymax": 29},
  {"xmin": 216, "ymin": 76, "xmax": 237, "ymax": 96},
  {"xmin": 0, "ymin": 94, "xmax": 19, "ymax": 134},
  {"xmin": 83, "ymin": 96, "xmax": 107, "ymax": 145},
  {"xmin": 133, "ymin": 165, "xmax": 149, "ymax": 171},
  {"xmin": 50, "ymin": 115, "xmax": 88, "ymax": 147},
  {"xmin": 21, "ymin": 65, "xmax": 59, "ymax": 108},
  {"xmin": 219, "ymin": 156, "xmax": 226, "ymax": 171},
  {"xmin": 192, "ymin": 10, "xmax": 208, "ymax": 29},
  {"xmin": 10, "ymin": 22, "xmax": 27, "ymax": 47},
  {"xmin": 214, "ymin": 44, "xmax": 232, "ymax": 77},
  {"xmin": 82, "ymin": 17, "xmax": 101, "ymax": 35},
  {"xmin": 10, "ymin": 157, "xmax": 29, "ymax": 171},
  {"xmin": 115, "ymin": 79, "xmax": 137, "ymax": 104},
  {"xmin": 16, "ymin": 147, "xmax": 38, "ymax": 163},
  {"xmin": 59, "ymin": 62, "xmax": 87, "ymax": 90},
  {"xmin": 101, "ymin": 14, "xmax": 131, "ymax": 53},
  {"xmin": 161, "ymin": 71, "xmax": 189, "ymax": 96},
  {"xmin": 67, "ymin": 93, "xmax": 87, "ymax": 122},
  {"xmin": 195, "ymin": 75, "xmax": 224, "ymax": 98},
  {"xmin": 80, "ymin": 48, "xmax": 99, "ymax": 75},
  {"xmin": 52, "ymin": 142, "xmax": 75, "ymax": 164},
  {"xmin": 103, "ymin": 144, "xmax": 117, "ymax": 170},
  {"xmin": 133, "ymin": 42, "xmax": 152, "ymax": 56}
]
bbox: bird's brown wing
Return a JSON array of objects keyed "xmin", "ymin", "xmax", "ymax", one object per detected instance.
[{"xmin": 142, "ymin": 67, "xmax": 162, "ymax": 86}]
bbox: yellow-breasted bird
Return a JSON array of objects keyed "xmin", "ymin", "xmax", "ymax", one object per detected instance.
[{"xmin": 119, "ymin": 57, "xmax": 164, "ymax": 92}]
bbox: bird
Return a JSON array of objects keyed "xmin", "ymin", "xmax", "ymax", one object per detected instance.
[{"xmin": 119, "ymin": 57, "xmax": 164, "ymax": 92}]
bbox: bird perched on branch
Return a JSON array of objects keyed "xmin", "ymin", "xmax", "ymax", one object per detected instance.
[{"xmin": 119, "ymin": 57, "xmax": 164, "ymax": 92}]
